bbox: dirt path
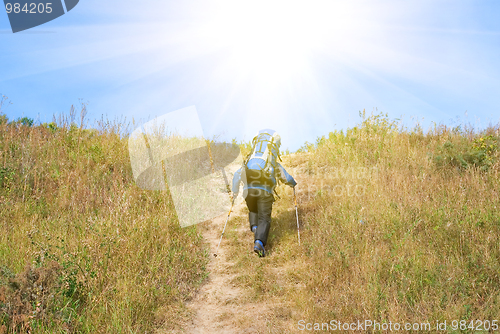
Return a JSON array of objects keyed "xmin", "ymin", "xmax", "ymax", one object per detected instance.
[
  {"xmin": 180, "ymin": 204, "xmax": 269, "ymax": 334},
  {"xmin": 158, "ymin": 156, "xmax": 308, "ymax": 334}
]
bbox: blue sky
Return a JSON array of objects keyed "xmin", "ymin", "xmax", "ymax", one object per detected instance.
[{"xmin": 1, "ymin": 0, "xmax": 500, "ymax": 151}]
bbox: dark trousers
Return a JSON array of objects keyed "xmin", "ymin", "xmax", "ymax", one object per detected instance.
[{"xmin": 244, "ymin": 188, "xmax": 274, "ymax": 246}]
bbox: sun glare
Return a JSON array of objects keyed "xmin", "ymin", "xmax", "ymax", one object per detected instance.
[
  {"xmin": 170, "ymin": 0, "xmax": 378, "ymax": 146},
  {"xmin": 201, "ymin": 1, "xmax": 347, "ymax": 88}
]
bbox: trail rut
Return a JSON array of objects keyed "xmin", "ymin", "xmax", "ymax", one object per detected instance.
[{"xmin": 180, "ymin": 204, "xmax": 271, "ymax": 334}]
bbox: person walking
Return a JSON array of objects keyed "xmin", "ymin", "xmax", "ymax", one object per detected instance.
[{"xmin": 232, "ymin": 129, "xmax": 296, "ymax": 257}]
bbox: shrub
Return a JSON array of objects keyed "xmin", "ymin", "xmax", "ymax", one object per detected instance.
[
  {"xmin": 432, "ymin": 135, "xmax": 499, "ymax": 171},
  {"xmin": 15, "ymin": 117, "xmax": 34, "ymax": 127},
  {"xmin": 41, "ymin": 122, "xmax": 58, "ymax": 133},
  {"xmin": 0, "ymin": 261, "xmax": 81, "ymax": 333}
]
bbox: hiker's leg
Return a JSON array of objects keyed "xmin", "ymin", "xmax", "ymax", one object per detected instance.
[
  {"xmin": 254, "ymin": 190, "xmax": 274, "ymax": 246},
  {"xmin": 245, "ymin": 189, "xmax": 259, "ymax": 231},
  {"xmin": 249, "ymin": 212, "xmax": 258, "ymax": 231}
]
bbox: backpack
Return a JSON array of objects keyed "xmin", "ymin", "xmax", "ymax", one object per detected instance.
[{"xmin": 243, "ymin": 129, "xmax": 282, "ymax": 189}]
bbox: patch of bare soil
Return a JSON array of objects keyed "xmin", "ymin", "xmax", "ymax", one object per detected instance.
[{"xmin": 182, "ymin": 205, "xmax": 272, "ymax": 334}]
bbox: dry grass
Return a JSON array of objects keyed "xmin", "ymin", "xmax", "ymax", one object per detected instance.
[
  {"xmin": 2, "ymin": 106, "xmax": 500, "ymax": 333},
  {"xmin": 0, "ymin": 110, "xmax": 208, "ymax": 333},
  {"xmin": 224, "ymin": 111, "xmax": 500, "ymax": 332}
]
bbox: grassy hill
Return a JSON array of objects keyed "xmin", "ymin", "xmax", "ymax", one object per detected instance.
[
  {"xmin": 1, "ymin": 108, "xmax": 500, "ymax": 333},
  {"xmin": 224, "ymin": 111, "xmax": 500, "ymax": 332},
  {"xmin": 0, "ymin": 112, "xmax": 207, "ymax": 333}
]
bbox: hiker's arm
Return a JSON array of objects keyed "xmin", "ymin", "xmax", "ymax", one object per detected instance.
[
  {"xmin": 232, "ymin": 168, "xmax": 242, "ymax": 195},
  {"xmin": 277, "ymin": 164, "xmax": 297, "ymax": 187}
]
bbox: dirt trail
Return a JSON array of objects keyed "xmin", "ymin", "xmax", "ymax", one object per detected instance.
[
  {"xmin": 179, "ymin": 160, "xmax": 308, "ymax": 333},
  {"xmin": 161, "ymin": 156, "xmax": 307, "ymax": 334},
  {"xmin": 180, "ymin": 204, "xmax": 269, "ymax": 334}
]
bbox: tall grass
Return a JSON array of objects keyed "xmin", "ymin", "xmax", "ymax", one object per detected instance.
[
  {"xmin": 225, "ymin": 111, "xmax": 500, "ymax": 332},
  {"xmin": 2, "ymin": 104, "xmax": 500, "ymax": 332},
  {"xmin": 295, "ymin": 112, "xmax": 500, "ymax": 323},
  {"xmin": 0, "ymin": 110, "xmax": 208, "ymax": 333}
]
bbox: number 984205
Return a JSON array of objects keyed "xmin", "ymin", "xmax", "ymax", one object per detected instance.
[{"xmin": 5, "ymin": 3, "xmax": 53, "ymax": 14}]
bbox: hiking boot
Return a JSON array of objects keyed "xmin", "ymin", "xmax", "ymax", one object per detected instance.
[
  {"xmin": 254, "ymin": 240, "xmax": 265, "ymax": 257},
  {"xmin": 251, "ymin": 226, "xmax": 257, "ymax": 233}
]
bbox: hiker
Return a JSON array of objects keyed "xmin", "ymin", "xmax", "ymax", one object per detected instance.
[{"xmin": 232, "ymin": 129, "xmax": 297, "ymax": 257}]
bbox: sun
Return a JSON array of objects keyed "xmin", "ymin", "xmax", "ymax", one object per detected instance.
[
  {"xmin": 161, "ymin": 0, "xmax": 377, "ymax": 147},
  {"xmin": 199, "ymin": 1, "xmax": 345, "ymax": 88}
]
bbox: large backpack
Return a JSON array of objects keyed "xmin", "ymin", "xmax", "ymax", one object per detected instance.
[{"xmin": 244, "ymin": 129, "xmax": 282, "ymax": 189}]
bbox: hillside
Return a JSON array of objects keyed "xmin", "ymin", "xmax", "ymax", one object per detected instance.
[
  {"xmin": 1, "ymin": 110, "xmax": 500, "ymax": 333},
  {"xmin": 0, "ymin": 113, "xmax": 207, "ymax": 333}
]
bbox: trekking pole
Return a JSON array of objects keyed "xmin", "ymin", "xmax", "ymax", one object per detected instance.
[
  {"xmin": 293, "ymin": 187, "xmax": 301, "ymax": 246},
  {"xmin": 214, "ymin": 198, "xmax": 235, "ymax": 257}
]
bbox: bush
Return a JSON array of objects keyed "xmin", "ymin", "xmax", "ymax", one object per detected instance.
[
  {"xmin": 432, "ymin": 135, "xmax": 499, "ymax": 171},
  {"xmin": 14, "ymin": 117, "xmax": 34, "ymax": 127},
  {"xmin": 0, "ymin": 261, "xmax": 80, "ymax": 333},
  {"xmin": 41, "ymin": 122, "xmax": 58, "ymax": 133}
]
